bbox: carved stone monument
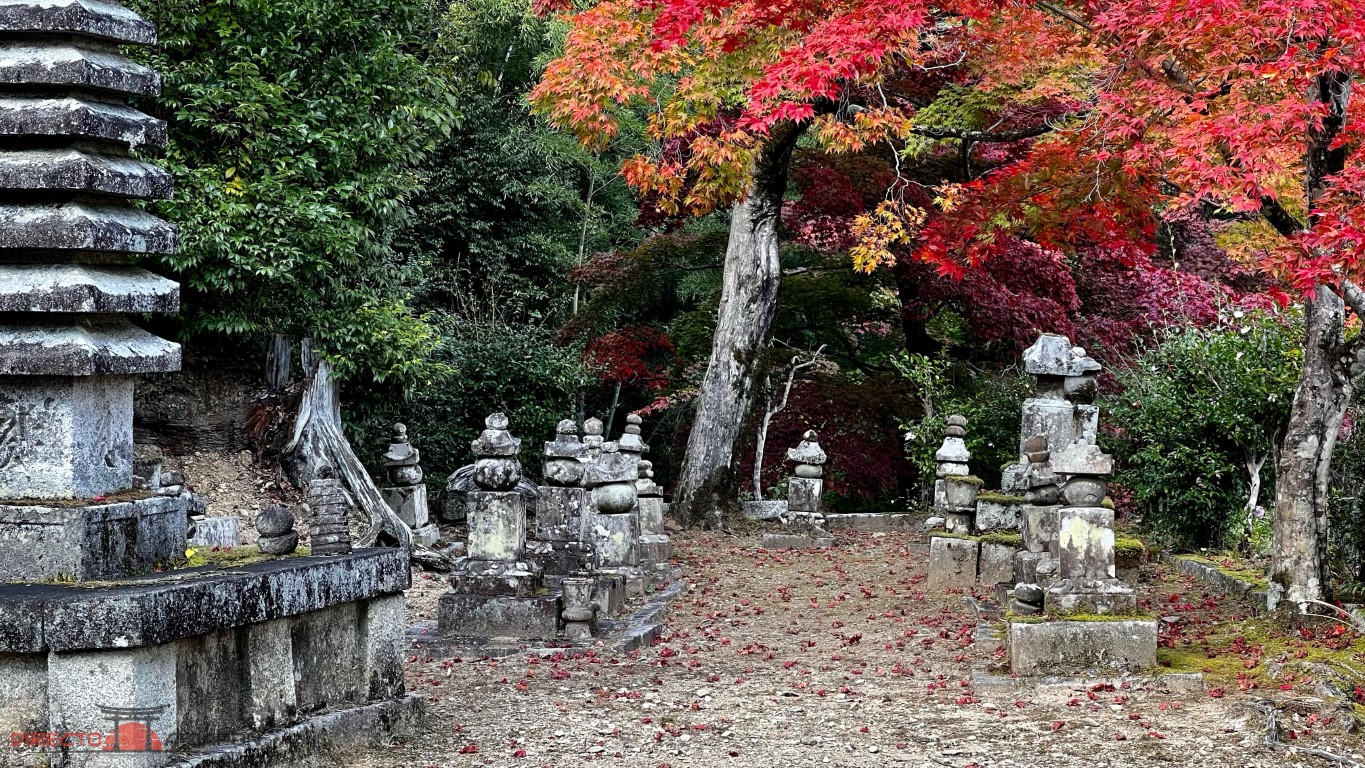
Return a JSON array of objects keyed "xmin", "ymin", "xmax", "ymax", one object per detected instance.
[
  {"xmin": 379, "ymin": 423, "xmax": 439, "ymax": 547},
  {"xmin": 786, "ymin": 429, "xmax": 827, "ymax": 515}
]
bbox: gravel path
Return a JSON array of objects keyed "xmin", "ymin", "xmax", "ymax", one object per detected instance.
[{"xmin": 344, "ymin": 529, "xmax": 1362, "ymax": 768}]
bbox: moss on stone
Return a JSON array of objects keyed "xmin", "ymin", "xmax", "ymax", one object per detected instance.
[
  {"xmin": 1114, "ymin": 537, "xmax": 1147, "ymax": 558},
  {"xmin": 1176, "ymin": 553, "xmax": 1269, "ymax": 589},
  {"xmin": 977, "ymin": 492, "xmax": 1026, "ymax": 505},
  {"xmin": 943, "ymin": 474, "xmax": 985, "ymax": 486},
  {"xmin": 930, "ymin": 531, "xmax": 980, "ymax": 542},
  {"xmin": 980, "ymin": 532, "xmax": 1024, "ymax": 548},
  {"xmin": 1101, "ymin": 496, "xmax": 1116, "ymax": 510},
  {"xmin": 1006, "ymin": 612, "xmax": 1157, "ymax": 625}
]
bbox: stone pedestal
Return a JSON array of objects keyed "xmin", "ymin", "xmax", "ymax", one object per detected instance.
[
  {"xmin": 787, "ymin": 477, "xmax": 823, "ymax": 513},
  {"xmin": 380, "ymin": 484, "xmax": 438, "ymax": 547},
  {"xmin": 1008, "ymin": 619, "xmax": 1157, "ymax": 675},
  {"xmin": 927, "ymin": 536, "xmax": 978, "ymax": 591},
  {"xmin": 0, "ymin": 495, "xmax": 186, "ymax": 581},
  {"xmin": 638, "ymin": 495, "xmax": 670, "ymax": 564},
  {"xmin": 437, "ymin": 593, "xmax": 560, "ymax": 640}
]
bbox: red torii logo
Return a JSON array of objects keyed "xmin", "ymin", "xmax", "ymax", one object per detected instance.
[{"xmin": 98, "ymin": 705, "xmax": 166, "ymax": 753}]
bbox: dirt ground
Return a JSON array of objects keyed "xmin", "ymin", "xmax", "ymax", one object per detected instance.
[{"xmin": 343, "ymin": 529, "xmax": 1365, "ymax": 768}]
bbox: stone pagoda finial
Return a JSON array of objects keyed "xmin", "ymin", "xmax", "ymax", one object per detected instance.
[
  {"xmin": 584, "ymin": 442, "xmax": 637, "ymax": 514},
  {"xmin": 582, "ymin": 417, "xmax": 605, "ymax": 460},
  {"xmin": 618, "ymin": 413, "xmax": 649, "ymax": 461},
  {"xmin": 382, "ymin": 423, "xmax": 422, "ymax": 485},
  {"xmin": 472, "ymin": 412, "xmax": 521, "ymax": 491},
  {"xmin": 0, "ymin": 0, "xmax": 180, "ymax": 500}
]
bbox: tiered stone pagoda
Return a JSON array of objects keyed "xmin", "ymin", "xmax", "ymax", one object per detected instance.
[{"xmin": 0, "ymin": 5, "xmax": 418, "ymax": 765}]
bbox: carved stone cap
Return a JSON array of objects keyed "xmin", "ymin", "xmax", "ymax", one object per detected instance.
[{"xmin": 787, "ymin": 429, "xmax": 827, "ymax": 466}]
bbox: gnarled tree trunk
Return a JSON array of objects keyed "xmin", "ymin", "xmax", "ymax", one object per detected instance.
[
  {"xmin": 673, "ymin": 124, "xmax": 805, "ymax": 527},
  {"xmin": 1270, "ymin": 286, "xmax": 1352, "ymax": 610}
]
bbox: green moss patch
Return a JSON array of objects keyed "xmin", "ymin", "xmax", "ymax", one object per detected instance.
[
  {"xmin": 943, "ymin": 474, "xmax": 985, "ymax": 486},
  {"xmin": 930, "ymin": 531, "xmax": 979, "ymax": 542},
  {"xmin": 1114, "ymin": 537, "xmax": 1147, "ymax": 558},
  {"xmin": 980, "ymin": 532, "xmax": 1023, "ymax": 548},
  {"xmin": 1176, "ymin": 553, "xmax": 1269, "ymax": 589},
  {"xmin": 1006, "ymin": 612, "xmax": 1156, "ymax": 624}
]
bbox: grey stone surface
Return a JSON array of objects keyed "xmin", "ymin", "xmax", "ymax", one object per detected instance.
[
  {"xmin": 440, "ymin": 463, "xmax": 536, "ymax": 522},
  {"xmin": 1018, "ymin": 398, "xmax": 1098, "ymax": 463},
  {"xmin": 974, "ymin": 501, "xmax": 1021, "ymax": 532},
  {"xmin": 0, "ymin": 318, "xmax": 181, "ymax": 375},
  {"xmin": 742, "ymin": 499, "xmax": 787, "ymax": 521},
  {"xmin": 1014, "ymin": 550, "xmax": 1042, "ymax": 584},
  {"xmin": 1045, "ymin": 578, "xmax": 1138, "ymax": 615},
  {"xmin": 168, "ymin": 693, "xmax": 424, "ymax": 768},
  {"xmin": 359, "ymin": 595, "xmax": 406, "ymax": 702},
  {"xmin": 923, "ymin": 515, "xmax": 945, "ymax": 531},
  {"xmin": 0, "ymin": 493, "xmax": 185, "ymax": 581},
  {"xmin": 0, "ymin": 0, "xmax": 158, "ymax": 44},
  {"xmin": 1022, "ymin": 334, "xmax": 1101, "ymax": 378},
  {"xmin": 786, "ymin": 430, "xmax": 827, "ymax": 466},
  {"xmin": 0, "ymin": 147, "xmax": 171, "ymax": 198},
  {"xmin": 0, "ymin": 264, "xmax": 178, "ymax": 313},
  {"xmin": 593, "ymin": 572, "xmax": 626, "ymax": 618},
  {"xmin": 638, "ymin": 495, "xmax": 665, "ymax": 536},
  {"xmin": 380, "ymin": 483, "xmax": 428, "ymax": 530},
  {"xmin": 466, "ymin": 490, "xmax": 525, "ymax": 561},
  {"xmin": 1008, "ymin": 619, "xmax": 1157, "ymax": 675},
  {"xmin": 822, "ymin": 513, "xmax": 918, "ymax": 533},
  {"xmin": 536, "ymin": 485, "xmax": 585, "ymax": 541},
  {"xmin": 1020, "ymin": 504, "xmax": 1060, "ymax": 554},
  {"xmin": 187, "ymin": 515, "xmax": 240, "ymax": 545},
  {"xmin": 1051, "ymin": 443, "xmax": 1114, "ymax": 477},
  {"xmin": 0, "ymin": 547, "xmax": 411, "ymax": 653},
  {"xmin": 47, "ymin": 643, "xmax": 176, "ymax": 767},
  {"xmin": 927, "ymin": 536, "xmax": 979, "ymax": 591},
  {"xmin": 944, "ymin": 512, "xmax": 972, "ymax": 534},
  {"xmin": 1058, "ymin": 506, "xmax": 1115, "ymax": 580},
  {"xmin": 942, "ymin": 477, "xmax": 978, "ymax": 509},
  {"xmin": 0, "ymin": 652, "xmax": 45, "ymax": 741},
  {"xmin": 934, "ymin": 435, "xmax": 970, "ymax": 464},
  {"xmin": 254, "ymin": 506, "xmax": 294, "ymax": 538},
  {"xmin": 305, "ymin": 478, "xmax": 352, "ymax": 557},
  {"xmin": 0, "ymin": 95, "xmax": 166, "ymax": 146},
  {"xmin": 978, "ymin": 542, "xmax": 1017, "ymax": 586},
  {"xmin": 244, "ymin": 617, "xmax": 295, "ymax": 732},
  {"xmin": 787, "ymin": 476, "xmax": 822, "ymax": 513},
  {"xmin": 437, "ymin": 593, "xmax": 560, "ymax": 640},
  {"xmin": 0, "ymin": 42, "xmax": 160, "ymax": 95},
  {"xmin": 0, "ymin": 375, "xmax": 135, "ymax": 498},
  {"xmin": 292, "ymin": 603, "xmax": 362, "ymax": 711},
  {"xmin": 176, "ymin": 627, "xmax": 244, "ymax": 747},
  {"xmin": 0, "ymin": 201, "xmax": 175, "ymax": 252},
  {"xmin": 257, "ymin": 530, "xmax": 297, "ymax": 555},
  {"xmin": 1013, "ymin": 582, "xmax": 1044, "ymax": 605},
  {"xmin": 586, "ymin": 506, "xmax": 639, "ymax": 568}
]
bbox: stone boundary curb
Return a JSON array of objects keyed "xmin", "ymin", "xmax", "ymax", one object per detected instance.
[{"xmin": 1158, "ymin": 552, "xmax": 1274, "ymax": 614}]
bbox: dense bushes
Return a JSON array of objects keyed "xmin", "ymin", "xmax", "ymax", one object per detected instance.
[{"xmin": 1105, "ymin": 310, "xmax": 1300, "ymax": 550}]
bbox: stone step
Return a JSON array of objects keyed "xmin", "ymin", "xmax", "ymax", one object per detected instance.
[
  {"xmin": 0, "ymin": 42, "xmax": 159, "ymax": 96},
  {"xmin": 0, "ymin": 0, "xmax": 156, "ymax": 45},
  {"xmin": 0, "ymin": 201, "xmax": 174, "ymax": 251},
  {"xmin": 0, "ymin": 263, "xmax": 177, "ymax": 312},
  {"xmin": 0, "ymin": 96, "xmax": 165, "ymax": 147},
  {"xmin": 0, "ymin": 316, "xmax": 180, "ymax": 375},
  {"xmin": 0, "ymin": 147, "xmax": 170, "ymax": 196}
]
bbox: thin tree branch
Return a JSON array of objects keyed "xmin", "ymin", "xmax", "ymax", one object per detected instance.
[
  {"xmin": 908, "ymin": 122, "xmax": 1069, "ymax": 143},
  {"xmin": 1259, "ymin": 196, "xmax": 1307, "ymax": 238},
  {"xmin": 1036, "ymin": 1, "xmax": 1092, "ymax": 31}
]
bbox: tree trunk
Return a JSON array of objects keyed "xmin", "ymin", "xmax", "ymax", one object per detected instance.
[
  {"xmin": 672, "ymin": 125, "xmax": 805, "ymax": 527},
  {"xmin": 265, "ymin": 333, "xmax": 292, "ymax": 393},
  {"xmin": 1270, "ymin": 286, "xmax": 1352, "ymax": 610}
]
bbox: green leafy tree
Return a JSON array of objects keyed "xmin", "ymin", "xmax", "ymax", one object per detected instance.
[
  {"xmin": 128, "ymin": 0, "xmax": 457, "ymax": 383},
  {"xmin": 1107, "ymin": 311, "xmax": 1302, "ymax": 550}
]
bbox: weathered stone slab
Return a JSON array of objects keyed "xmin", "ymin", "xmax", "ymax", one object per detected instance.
[
  {"xmin": 0, "ymin": 320, "xmax": 181, "ymax": 376},
  {"xmin": 292, "ymin": 603, "xmax": 362, "ymax": 712},
  {"xmin": 1021, "ymin": 504, "xmax": 1060, "ymax": 554},
  {"xmin": 1058, "ymin": 506, "xmax": 1115, "ymax": 580},
  {"xmin": 47, "ymin": 643, "xmax": 176, "ymax": 767},
  {"xmin": 175, "ymin": 627, "xmax": 243, "ymax": 747},
  {"xmin": 0, "ymin": 148, "xmax": 171, "ymax": 198},
  {"xmin": 927, "ymin": 536, "xmax": 978, "ymax": 591},
  {"xmin": 593, "ymin": 572, "xmax": 626, "ymax": 618},
  {"xmin": 0, "ymin": 375, "xmax": 135, "ymax": 498},
  {"xmin": 466, "ymin": 490, "xmax": 524, "ymax": 561},
  {"xmin": 0, "ymin": 96, "xmax": 166, "ymax": 147},
  {"xmin": 638, "ymin": 495, "xmax": 665, "ymax": 535},
  {"xmin": 0, "ymin": 494, "xmax": 185, "ymax": 581},
  {"xmin": 187, "ymin": 516, "xmax": 239, "ymax": 549},
  {"xmin": 0, "ymin": 652, "xmax": 45, "ymax": 739},
  {"xmin": 822, "ymin": 513, "xmax": 917, "ymax": 532},
  {"xmin": 380, "ymin": 483, "xmax": 428, "ymax": 530},
  {"xmin": 0, "ymin": 42, "xmax": 160, "ymax": 96},
  {"xmin": 437, "ymin": 593, "xmax": 560, "ymax": 640},
  {"xmin": 0, "ymin": 547, "xmax": 411, "ymax": 653},
  {"xmin": 974, "ymin": 501, "xmax": 1021, "ymax": 532},
  {"xmin": 535, "ymin": 486, "xmax": 585, "ymax": 541},
  {"xmin": 759, "ymin": 532, "xmax": 835, "ymax": 549},
  {"xmin": 0, "ymin": 0, "xmax": 157, "ymax": 44},
  {"xmin": 1008, "ymin": 619, "xmax": 1157, "ymax": 675},
  {"xmin": 585, "ymin": 507, "xmax": 639, "ymax": 568},
  {"xmin": 1018, "ymin": 398, "xmax": 1098, "ymax": 460},
  {"xmin": 787, "ymin": 476, "xmax": 822, "ymax": 513},
  {"xmin": 0, "ymin": 202, "xmax": 175, "ymax": 252},
  {"xmin": 741, "ymin": 500, "xmax": 787, "ymax": 521},
  {"xmin": 244, "ymin": 618, "xmax": 294, "ymax": 732},
  {"xmin": 978, "ymin": 542, "xmax": 1017, "ymax": 586},
  {"xmin": 1045, "ymin": 578, "xmax": 1138, "ymax": 615},
  {"xmin": 0, "ymin": 264, "xmax": 178, "ymax": 314},
  {"xmin": 359, "ymin": 595, "xmax": 406, "ymax": 702}
]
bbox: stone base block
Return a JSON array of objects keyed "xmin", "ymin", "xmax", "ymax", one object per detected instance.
[
  {"xmin": 0, "ymin": 375, "xmax": 137, "ymax": 500},
  {"xmin": 188, "ymin": 516, "xmax": 239, "ymax": 549},
  {"xmin": 822, "ymin": 513, "xmax": 918, "ymax": 533},
  {"xmin": 638, "ymin": 496, "xmax": 665, "ymax": 536},
  {"xmin": 978, "ymin": 542, "xmax": 1017, "ymax": 587},
  {"xmin": 536, "ymin": 486, "xmax": 585, "ymax": 541},
  {"xmin": 640, "ymin": 534, "xmax": 671, "ymax": 566},
  {"xmin": 411, "ymin": 523, "xmax": 440, "ymax": 548},
  {"xmin": 927, "ymin": 536, "xmax": 979, "ymax": 591},
  {"xmin": 741, "ymin": 500, "xmax": 787, "ymax": 521},
  {"xmin": 1058, "ymin": 506, "xmax": 1116, "ymax": 580},
  {"xmin": 1021, "ymin": 504, "xmax": 1060, "ymax": 554},
  {"xmin": 380, "ymin": 484, "xmax": 429, "ymax": 531},
  {"xmin": 1044, "ymin": 578, "xmax": 1137, "ymax": 615},
  {"xmin": 593, "ymin": 573, "xmax": 627, "ymax": 618},
  {"xmin": 944, "ymin": 512, "xmax": 972, "ymax": 534},
  {"xmin": 448, "ymin": 558, "xmax": 542, "ymax": 597},
  {"xmin": 466, "ymin": 490, "xmax": 526, "ymax": 561},
  {"xmin": 0, "ymin": 494, "xmax": 186, "ymax": 581},
  {"xmin": 788, "ymin": 477, "xmax": 823, "ymax": 513},
  {"xmin": 1008, "ymin": 619, "xmax": 1157, "ymax": 675},
  {"xmin": 586, "ymin": 509, "xmax": 640, "ymax": 568},
  {"xmin": 437, "ymin": 593, "xmax": 561, "ymax": 640},
  {"xmin": 605, "ymin": 567, "xmax": 647, "ymax": 598},
  {"xmin": 975, "ymin": 501, "xmax": 1022, "ymax": 532},
  {"xmin": 759, "ymin": 532, "xmax": 834, "ymax": 549}
]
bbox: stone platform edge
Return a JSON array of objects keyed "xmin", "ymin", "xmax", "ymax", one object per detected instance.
[
  {"xmin": 168, "ymin": 692, "xmax": 424, "ymax": 768},
  {"xmin": 0, "ymin": 547, "xmax": 411, "ymax": 653},
  {"xmin": 1158, "ymin": 551, "xmax": 1276, "ymax": 614}
]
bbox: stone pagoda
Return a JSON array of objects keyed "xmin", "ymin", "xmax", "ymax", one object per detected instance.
[
  {"xmin": 0, "ymin": 5, "xmax": 419, "ymax": 765},
  {"xmin": 1001, "ymin": 334, "xmax": 1101, "ymax": 492},
  {"xmin": 786, "ymin": 429, "xmax": 827, "ymax": 516},
  {"xmin": 379, "ymin": 423, "xmax": 439, "ymax": 546}
]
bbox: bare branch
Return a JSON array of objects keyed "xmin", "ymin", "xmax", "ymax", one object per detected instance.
[
  {"xmin": 1036, "ymin": 1, "xmax": 1092, "ymax": 31},
  {"xmin": 908, "ymin": 122, "xmax": 1071, "ymax": 143},
  {"xmin": 1341, "ymin": 279, "xmax": 1365, "ymax": 318}
]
